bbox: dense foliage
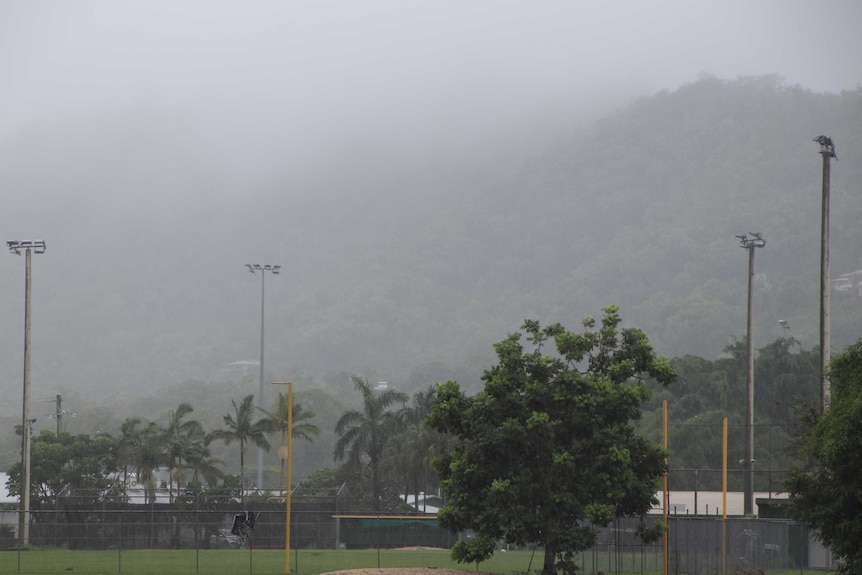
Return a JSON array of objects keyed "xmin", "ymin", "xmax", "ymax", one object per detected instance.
[
  {"xmin": 644, "ymin": 337, "xmax": 821, "ymax": 492},
  {"xmin": 429, "ymin": 307, "xmax": 676, "ymax": 575},
  {"xmin": 5, "ymin": 431, "xmax": 119, "ymax": 508},
  {"xmin": 4, "ymin": 331, "xmax": 827, "ymax": 517},
  {"xmin": 787, "ymin": 339, "xmax": 862, "ymax": 574}
]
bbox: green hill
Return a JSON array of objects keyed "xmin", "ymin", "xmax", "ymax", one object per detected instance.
[{"xmin": 0, "ymin": 76, "xmax": 859, "ymax": 458}]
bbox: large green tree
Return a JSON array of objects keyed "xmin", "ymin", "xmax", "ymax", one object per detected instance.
[
  {"xmin": 787, "ymin": 338, "xmax": 862, "ymax": 574},
  {"xmin": 428, "ymin": 306, "xmax": 676, "ymax": 575},
  {"xmin": 5, "ymin": 431, "xmax": 120, "ymax": 507},
  {"xmin": 334, "ymin": 375, "xmax": 408, "ymax": 512}
]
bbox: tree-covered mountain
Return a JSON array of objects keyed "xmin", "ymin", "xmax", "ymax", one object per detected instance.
[{"xmin": 1, "ymin": 75, "xmax": 860, "ymax": 444}]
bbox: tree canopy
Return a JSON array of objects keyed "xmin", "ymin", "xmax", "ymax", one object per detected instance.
[
  {"xmin": 787, "ymin": 338, "xmax": 862, "ymax": 574},
  {"xmin": 428, "ymin": 306, "xmax": 676, "ymax": 575},
  {"xmin": 5, "ymin": 430, "xmax": 119, "ymax": 508}
]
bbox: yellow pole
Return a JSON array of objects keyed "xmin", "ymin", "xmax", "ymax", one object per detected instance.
[
  {"xmin": 722, "ymin": 417, "xmax": 727, "ymax": 517},
  {"xmin": 662, "ymin": 400, "xmax": 668, "ymax": 575},
  {"xmin": 273, "ymin": 382, "xmax": 294, "ymax": 574},
  {"xmin": 722, "ymin": 417, "xmax": 728, "ymax": 575}
]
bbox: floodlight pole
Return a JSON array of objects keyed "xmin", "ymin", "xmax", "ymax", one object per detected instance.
[
  {"xmin": 246, "ymin": 263, "xmax": 281, "ymax": 492},
  {"xmin": 7, "ymin": 239, "xmax": 46, "ymax": 547},
  {"xmin": 738, "ymin": 233, "xmax": 765, "ymax": 516},
  {"xmin": 815, "ymin": 136, "xmax": 836, "ymax": 414}
]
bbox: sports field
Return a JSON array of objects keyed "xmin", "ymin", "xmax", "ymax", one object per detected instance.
[
  {"xmin": 1, "ymin": 547, "xmax": 534, "ymax": 575},
  {"xmin": 0, "ymin": 546, "xmax": 822, "ymax": 575}
]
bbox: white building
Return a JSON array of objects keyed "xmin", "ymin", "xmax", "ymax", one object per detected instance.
[{"xmin": 649, "ymin": 491, "xmax": 787, "ymax": 516}]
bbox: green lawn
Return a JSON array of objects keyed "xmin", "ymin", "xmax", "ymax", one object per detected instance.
[
  {"xmin": 0, "ymin": 547, "xmax": 536, "ymax": 575},
  {"xmin": 0, "ymin": 548, "xmax": 821, "ymax": 575}
]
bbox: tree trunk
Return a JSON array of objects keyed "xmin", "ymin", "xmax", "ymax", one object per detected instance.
[
  {"xmin": 542, "ymin": 544, "xmax": 557, "ymax": 575},
  {"xmin": 240, "ymin": 441, "xmax": 245, "ymax": 504},
  {"xmin": 371, "ymin": 464, "xmax": 380, "ymax": 512}
]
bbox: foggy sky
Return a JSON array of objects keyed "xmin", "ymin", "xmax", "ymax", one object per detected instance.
[
  {"xmin": 2, "ymin": 0, "xmax": 860, "ymax": 184},
  {"xmin": 1, "ymin": 1, "xmax": 861, "ymax": 415},
  {"xmin": 2, "ymin": 0, "xmax": 861, "ymax": 268}
]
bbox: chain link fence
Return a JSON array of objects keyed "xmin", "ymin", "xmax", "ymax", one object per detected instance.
[
  {"xmin": 0, "ymin": 495, "xmax": 822, "ymax": 574},
  {"xmin": 1, "ymin": 493, "xmax": 351, "ymax": 551}
]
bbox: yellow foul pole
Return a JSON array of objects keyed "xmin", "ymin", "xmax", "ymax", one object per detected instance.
[
  {"xmin": 722, "ymin": 416, "xmax": 728, "ymax": 575},
  {"xmin": 662, "ymin": 400, "xmax": 668, "ymax": 575},
  {"xmin": 273, "ymin": 381, "xmax": 294, "ymax": 574}
]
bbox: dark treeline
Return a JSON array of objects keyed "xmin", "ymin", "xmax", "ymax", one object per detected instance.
[{"xmin": 3, "ymin": 335, "xmax": 824, "ymax": 509}]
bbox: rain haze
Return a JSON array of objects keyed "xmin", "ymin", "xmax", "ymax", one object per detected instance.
[
  {"xmin": 1, "ymin": 1, "xmax": 861, "ymax": 420},
  {"xmin": 3, "ymin": 1, "xmax": 861, "ymax": 174}
]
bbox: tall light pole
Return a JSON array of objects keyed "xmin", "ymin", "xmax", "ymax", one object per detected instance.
[
  {"xmin": 814, "ymin": 135, "xmax": 836, "ymax": 414},
  {"xmin": 246, "ymin": 263, "xmax": 281, "ymax": 491},
  {"xmin": 737, "ymin": 232, "xmax": 765, "ymax": 516},
  {"xmin": 7, "ymin": 239, "xmax": 46, "ymax": 547}
]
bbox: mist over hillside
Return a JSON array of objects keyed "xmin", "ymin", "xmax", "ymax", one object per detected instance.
[
  {"xmin": 2, "ymin": 76, "xmax": 860, "ymax": 429},
  {"xmin": 2, "ymin": 2, "xmax": 862, "ymax": 466}
]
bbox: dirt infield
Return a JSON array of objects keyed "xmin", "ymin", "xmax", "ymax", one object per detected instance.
[{"xmin": 323, "ymin": 570, "xmax": 490, "ymax": 575}]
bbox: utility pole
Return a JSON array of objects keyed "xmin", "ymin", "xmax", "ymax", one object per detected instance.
[
  {"xmin": 814, "ymin": 135, "xmax": 836, "ymax": 414},
  {"xmin": 738, "ymin": 232, "xmax": 765, "ymax": 516},
  {"xmin": 48, "ymin": 394, "xmax": 74, "ymax": 435},
  {"xmin": 7, "ymin": 239, "xmax": 47, "ymax": 547},
  {"xmin": 55, "ymin": 394, "xmax": 62, "ymax": 436}
]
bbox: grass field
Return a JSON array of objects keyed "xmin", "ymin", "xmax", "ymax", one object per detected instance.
[
  {"xmin": 0, "ymin": 547, "xmax": 820, "ymax": 575},
  {"xmin": 1, "ymin": 547, "xmax": 536, "ymax": 575}
]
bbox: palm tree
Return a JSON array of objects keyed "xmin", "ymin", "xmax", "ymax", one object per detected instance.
[
  {"xmin": 388, "ymin": 386, "xmax": 450, "ymax": 510},
  {"xmin": 135, "ymin": 422, "xmax": 166, "ymax": 504},
  {"xmin": 111, "ymin": 417, "xmax": 145, "ymax": 499},
  {"xmin": 259, "ymin": 393, "xmax": 321, "ymax": 494},
  {"xmin": 208, "ymin": 394, "xmax": 272, "ymax": 501},
  {"xmin": 161, "ymin": 402, "xmax": 206, "ymax": 503},
  {"xmin": 334, "ymin": 376, "xmax": 408, "ymax": 511},
  {"xmin": 183, "ymin": 442, "xmax": 224, "ymax": 487}
]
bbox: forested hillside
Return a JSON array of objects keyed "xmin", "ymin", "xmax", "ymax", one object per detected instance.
[{"xmin": 1, "ymin": 76, "xmax": 860, "ymax": 480}]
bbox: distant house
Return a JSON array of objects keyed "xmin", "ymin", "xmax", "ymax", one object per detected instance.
[
  {"xmin": 0, "ymin": 472, "xmax": 17, "ymax": 536},
  {"xmin": 0, "ymin": 473, "xmax": 14, "ymax": 504},
  {"xmin": 402, "ymin": 492, "xmax": 443, "ymax": 514},
  {"xmin": 649, "ymin": 491, "xmax": 787, "ymax": 516}
]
